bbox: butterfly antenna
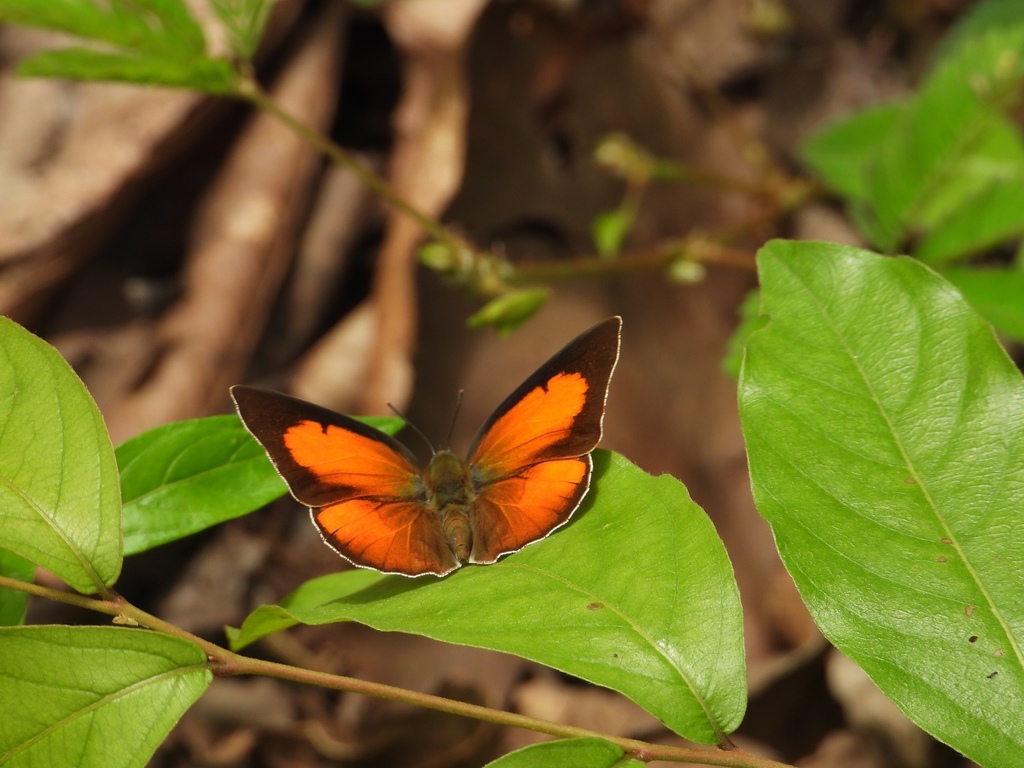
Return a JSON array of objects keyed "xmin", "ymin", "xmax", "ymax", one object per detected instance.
[
  {"xmin": 444, "ymin": 390, "xmax": 464, "ymax": 450},
  {"xmin": 387, "ymin": 402, "xmax": 436, "ymax": 456}
]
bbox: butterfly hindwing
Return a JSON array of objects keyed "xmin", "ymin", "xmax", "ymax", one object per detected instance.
[
  {"xmin": 469, "ymin": 456, "xmax": 591, "ymax": 563},
  {"xmin": 313, "ymin": 500, "xmax": 458, "ymax": 577}
]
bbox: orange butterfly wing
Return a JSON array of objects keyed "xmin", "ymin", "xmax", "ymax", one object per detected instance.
[
  {"xmin": 231, "ymin": 386, "xmax": 459, "ymax": 576},
  {"xmin": 466, "ymin": 316, "xmax": 621, "ymax": 562}
]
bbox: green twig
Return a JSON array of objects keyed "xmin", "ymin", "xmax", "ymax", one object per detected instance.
[
  {"xmin": 234, "ymin": 75, "xmax": 477, "ymax": 257},
  {"xmin": 0, "ymin": 574, "xmax": 792, "ymax": 768}
]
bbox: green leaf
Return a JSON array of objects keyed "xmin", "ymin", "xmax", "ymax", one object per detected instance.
[
  {"xmin": 119, "ymin": 414, "xmax": 405, "ymax": 555},
  {"xmin": 722, "ymin": 288, "xmax": 765, "ymax": 381},
  {"xmin": 0, "ymin": 550, "xmax": 35, "ymax": 626},
  {"xmin": 118, "ymin": 415, "xmax": 282, "ymax": 555},
  {"xmin": 738, "ymin": 240, "xmax": 1024, "ymax": 766},
  {"xmin": 868, "ymin": 29, "xmax": 1024, "ymax": 250},
  {"xmin": 485, "ymin": 738, "xmax": 643, "ymax": 768},
  {"xmin": 801, "ymin": 13, "xmax": 1024, "ymax": 253},
  {"xmin": 18, "ymin": 48, "xmax": 237, "ymax": 93},
  {"xmin": 941, "ymin": 267, "xmax": 1024, "ymax": 343},
  {"xmin": 932, "ymin": 0, "xmax": 1024, "ymax": 65},
  {"xmin": 467, "ymin": 288, "xmax": 551, "ymax": 334},
  {"xmin": 799, "ymin": 104, "xmax": 903, "ymax": 201},
  {"xmin": 0, "ymin": 0, "xmax": 205, "ymax": 55},
  {"xmin": 0, "ymin": 318, "xmax": 121, "ymax": 594},
  {"xmin": 914, "ymin": 165, "xmax": 1024, "ymax": 265},
  {"xmin": 592, "ymin": 208, "xmax": 635, "ymax": 258},
  {"xmin": 230, "ymin": 451, "xmax": 746, "ymax": 746},
  {"xmin": 0, "ymin": 0, "xmax": 238, "ymax": 92},
  {"xmin": 908, "ymin": 113, "xmax": 1024, "ymax": 237},
  {"xmin": 0, "ymin": 625, "xmax": 210, "ymax": 767}
]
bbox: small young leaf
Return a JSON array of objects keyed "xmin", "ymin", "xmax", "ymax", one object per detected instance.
[
  {"xmin": 0, "ymin": 550, "xmax": 35, "ymax": 626},
  {"xmin": 467, "ymin": 288, "xmax": 551, "ymax": 334},
  {"xmin": 0, "ymin": 318, "xmax": 121, "ymax": 594},
  {"xmin": 485, "ymin": 738, "xmax": 643, "ymax": 768},
  {"xmin": 801, "ymin": 10, "xmax": 1024, "ymax": 253},
  {"xmin": 739, "ymin": 240, "xmax": 1024, "ymax": 766},
  {"xmin": 230, "ymin": 451, "xmax": 747, "ymax": 746},
  {"xmin": 932, "ymin": 0, "xmax": 1024, "ymax": 65},
  {"xmin": 119, "ymin": 414, "xmax": 404, "ymax": 555},
  {"xmin": 592, "ymin": 208, "xmax": 635, "ymax": 258},
  {"xmin": 0, "ymin": 625, "xmax": 210, "ymax": 767}
]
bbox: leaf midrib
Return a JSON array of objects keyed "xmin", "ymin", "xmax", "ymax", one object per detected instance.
[
  {"xmin": 501, "ymin": 561, "xmax": 727, "ymax": 742},
  {"xmin": 789, "ymin": 261, "xmax": 1024, "ymax": 673}
]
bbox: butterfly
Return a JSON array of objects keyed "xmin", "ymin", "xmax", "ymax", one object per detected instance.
[{"xmin": 231, "ymin": 316, "xmax": 621, "ymax": 577}]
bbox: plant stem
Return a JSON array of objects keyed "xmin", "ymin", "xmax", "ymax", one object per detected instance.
[
  {"xmin": 234, "ymin": 76, "xmax": 476, "ymax": 257},
  {"xmin": 511, "ymin": 241, "xmax": 756, "ymax": 284},
  {"xmin": 1, "ymin": 574, "xmax": 793, "ymax": 768}
]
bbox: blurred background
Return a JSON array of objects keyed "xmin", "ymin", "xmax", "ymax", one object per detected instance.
[{"xmin": 0, "ymin": 0, "xmax": 986, "ymax": 765}]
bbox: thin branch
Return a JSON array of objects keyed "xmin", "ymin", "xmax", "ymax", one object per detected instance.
[
  {"xmin": 234, "ymin": 76, "xmax": 477, "ymax": 257},
  {"xmin": 0, "ymin": 574, "xmax": 793, "ymax": 767}
]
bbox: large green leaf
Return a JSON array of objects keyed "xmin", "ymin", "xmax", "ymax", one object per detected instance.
[
  {"xmin": 119, "ymin": 416, "xmax": 282, "ymax": 555},
  {"xmin": 229, "ymin": 451, "xmax": 746, "ymax": 746},
  {"xmin": 0, "ymin": 318, "xmax": 121, "ymax": 594},
  {"xmin": 0, "ymin": 625, "xmax": 210, "ymax": 767},
  {"xmin": 118, "ymin": 414, "xmax": 404, "ymax": 555},
  {"xmin": 485, "ymin": 738, "xmax": 643, "ymax": 768},
  {"xmin": 739, "ymin": 240, "xmax": 1024, "ymax": 766}
]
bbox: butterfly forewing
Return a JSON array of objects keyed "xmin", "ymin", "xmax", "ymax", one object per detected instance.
[
  {"xmin": 468, "ymin": 316, "xmax": 621, "ymax": 479},
  {"xmin": 231, "ymin": 386, "xmax": 420, "ymax": 507}
]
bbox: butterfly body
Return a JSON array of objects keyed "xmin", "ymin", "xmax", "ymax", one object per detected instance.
[
  {"xmin": 421, "ymin": 450, "xmax": 475, "ymax": 562},
  {"xmin": 232, "ymin": 316, "xmax": 621, "ymax": 577}
]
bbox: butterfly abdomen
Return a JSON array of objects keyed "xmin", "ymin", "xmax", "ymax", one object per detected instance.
[{"xmin": 424, "ymin": 450, "xmax": 477, "ymax": 562}]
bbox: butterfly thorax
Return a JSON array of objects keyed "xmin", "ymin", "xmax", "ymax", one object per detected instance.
[{"xmin": 423, "ymin": 450, "xmax": 477, "ymax": 562}]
